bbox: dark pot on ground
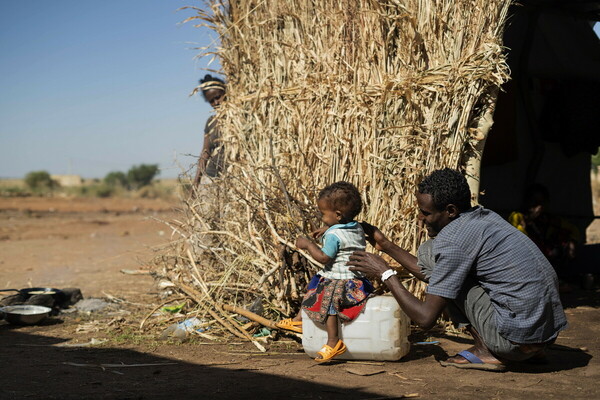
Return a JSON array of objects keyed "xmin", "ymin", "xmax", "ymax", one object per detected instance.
[{"xmin": 0, "ymin": 288, "xmax": 66, "ymax": 305}]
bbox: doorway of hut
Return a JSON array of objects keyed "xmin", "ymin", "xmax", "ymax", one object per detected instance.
[{"xmin": 478, "ymin": 0, "xmax": 600, "ymax": 282}]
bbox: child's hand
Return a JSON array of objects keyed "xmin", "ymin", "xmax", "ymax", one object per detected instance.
[
  {"xmin": 311, "ymin": 226, "xmax": 328, "ymax": 240},
  {"xmin": 295, "ymin": 236, "xmax": 311, "ymax": 250}
]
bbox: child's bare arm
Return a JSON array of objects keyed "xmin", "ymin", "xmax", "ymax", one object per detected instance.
[{"xmin": 296, "ymin": 236, "xmax": 332, "ymax": 264}]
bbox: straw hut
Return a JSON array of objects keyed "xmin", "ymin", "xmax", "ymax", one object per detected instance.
[{"xmin": 151, "ymin": 0, "xmax": 514, "ymax": 340}]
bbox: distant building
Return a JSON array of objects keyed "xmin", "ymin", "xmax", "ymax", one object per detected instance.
[{"xmin": 51, "ymin": 174, "xmax": 83, "ymax": 187}]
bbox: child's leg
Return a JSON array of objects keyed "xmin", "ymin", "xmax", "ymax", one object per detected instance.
[
  {"xmin": 325, "ymin": 314, "xmax": 339, "ymax": 348},
  {"xmin": 315, "ymin": 314, "xmax": 341, "ymax": 360}
]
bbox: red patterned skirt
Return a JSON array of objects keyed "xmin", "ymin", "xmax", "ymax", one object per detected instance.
[{"xmin": 301, "ymin": 274, "xmax": 374, "ymax": 324}]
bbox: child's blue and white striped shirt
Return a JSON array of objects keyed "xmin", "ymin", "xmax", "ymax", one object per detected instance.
[{"xmin": 318, "ymin": 221, "xmax": 366, "ymax": 280}]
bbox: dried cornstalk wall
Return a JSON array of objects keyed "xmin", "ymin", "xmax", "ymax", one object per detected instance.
[{"xmin": 153, "ymin": 0, "xmax": 511, "ymax": 327}]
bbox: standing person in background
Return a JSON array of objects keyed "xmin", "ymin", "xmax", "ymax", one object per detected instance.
[{"xmin": 193, "ymin": 74, "xmax": 226, "ymax": 188}]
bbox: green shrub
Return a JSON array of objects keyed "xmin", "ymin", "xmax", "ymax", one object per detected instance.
[
  {"xmin": 62, "ymin": 183, "xmax": 121, "ymax": 198},
  {"xmin": 93, "ymin": 184, "xmax": 114, "ymax": 198},
  {"xmin": 69, "ymin": 185, "xmax": 93, "ymax": 197},
  {"xmin": 0, "ymin": 186, "xmax": 30, "ymax": 197},
  {"xmin": 24, "ymin": 170, "xmax": 57, "ymax": 191},
  {"xmin": 104, "ymin": 171, "xmax": 128, "ymax": 188},
  {"xmin": 127, "ymin": 164, "xmax": 160, "ymax": 189}
]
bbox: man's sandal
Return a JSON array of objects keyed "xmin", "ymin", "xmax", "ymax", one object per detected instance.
[
  {"xmin": 439, "ymin": 350, "xmax": 507, "ymax": 372},
  {"xmin": 275, "ymin": 318, "xmax": 303, "ymax": 334},
  {"xmin": 315, "ymin": 340, "xmax": 347, "ymax": 363}
]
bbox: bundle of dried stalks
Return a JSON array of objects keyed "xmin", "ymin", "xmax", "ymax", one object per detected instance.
[{"xmin": 151, "ymin": 0, "xmax": 511, "ymax": 339}]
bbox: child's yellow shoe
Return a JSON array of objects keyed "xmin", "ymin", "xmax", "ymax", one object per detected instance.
[
  {"xmin": 315, "ymin": 340, "xmax": 346, "ymax": 363},
  {"xmin": 275, "ymin": 318, "xmax": 303, "ymax": 333}
]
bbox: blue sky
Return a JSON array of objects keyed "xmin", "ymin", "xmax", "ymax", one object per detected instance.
[
  {"xmin": 1, "ymin": 3, "xmax": 598, "ymax": 181},
  {"xmin": 0, "ymin": 1, "xmax": 219, "ymax": 179}
]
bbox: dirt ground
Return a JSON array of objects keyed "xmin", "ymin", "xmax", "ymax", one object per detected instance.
[{"xmin": 1, "ymin": 196, "xmax": 599, "ymax": 400}]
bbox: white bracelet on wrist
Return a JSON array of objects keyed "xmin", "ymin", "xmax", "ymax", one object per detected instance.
[{"xmin": 381, "ymin": 269, "xmax": 397, "ymax": 282}]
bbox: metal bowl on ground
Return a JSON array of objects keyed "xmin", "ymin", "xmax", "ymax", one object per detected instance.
[{"xmin": 0, "ymin": 305, "xmax": 52, "ymax": 325}]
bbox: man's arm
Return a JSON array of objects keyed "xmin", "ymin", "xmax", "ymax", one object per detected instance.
[
  {"xmin": 361, "ymin": 222, "xmax": 426, "ymax": 281},
  {"xmin": 348, "ymin": 251, "xmax": 447, "ymax": 329}
]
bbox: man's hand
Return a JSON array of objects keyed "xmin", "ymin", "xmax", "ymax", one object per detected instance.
[
  {"xmin": 295, "ymin": 236, "xmax": 311, "ymax": 250},
  {"xmin": 360, "ymin": 222, "xmax": 389, "ymax": 252},
  {"xmin": 311, "ymin": 226, "xmax": 328, "ymax": 240},
  {"xmin": 347, "ymin": 251, "xmax": 391, "ymax": 278},
  {"xmin": 350, "ymin": 249, "xmax": 447, "ymax": 330}
]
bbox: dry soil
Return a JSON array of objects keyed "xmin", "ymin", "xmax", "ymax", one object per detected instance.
[{"xmin": 1, "ymin": 197, "xmax": 599, "ymax": 400}]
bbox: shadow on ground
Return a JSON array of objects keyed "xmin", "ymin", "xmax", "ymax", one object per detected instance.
[
  {"xmin": 409, "ymin": 330, "xmax": 592, "ymax": 374},
  {"xmin": 407, "ymin": 286, "xmax": 597, "ymax": 375},
  {"xmin": 0, "ymin": 328, "xmax": 384, "ymax": 400},
  {"xmin": 561, "ymin": 286, "xmax": 600, "ymax": 309},
  {"xmin": 507, "ymin": 344, "xmax": 593, "ymax": 374}
]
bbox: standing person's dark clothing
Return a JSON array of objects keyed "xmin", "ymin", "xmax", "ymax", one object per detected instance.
[{"xmin": 202, "ymin": 116, "xmax": 225, "ymax": 178}]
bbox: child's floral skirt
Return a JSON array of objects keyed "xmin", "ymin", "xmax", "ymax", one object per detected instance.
[{"xmin": 301, "ymin": 274, "xmax": 373, "ymax": 324}]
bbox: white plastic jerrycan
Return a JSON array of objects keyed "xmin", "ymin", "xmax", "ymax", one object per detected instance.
[{"xmin": 302, "ymin": 294, "xmax": 411, "ymax": 361}]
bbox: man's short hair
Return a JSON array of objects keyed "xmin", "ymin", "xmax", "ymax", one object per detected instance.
[
  {"xmin": 417, "ymin": 168, "xmax": 471, "ymax": 211},
  {"xmin": 318, "ymin": 181, "xmax": 362, "ymax": 220}
]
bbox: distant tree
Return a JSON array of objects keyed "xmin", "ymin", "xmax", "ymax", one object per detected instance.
[
  {"xmin": 127, "ymin": 164, "xmax": 159, "ymax": 189},
  {"xmin": 24, "ymin": 170, "xmax": 57, "ymax": 190},
  {"xmin": 104, "ymin": 171, "xmax": 128, "ymax": 188},
  {"xmin": 93, "ymin": 184, "xmax": 114, "ymax": 198}
]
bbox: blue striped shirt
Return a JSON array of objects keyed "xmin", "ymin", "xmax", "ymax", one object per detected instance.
[
  {"xmin": 318, "ymin": 221, "xmax": 366, "ymax": 280},
  {"xmin": 427, "ymin": 206, "xmax": 568, "ymax": 343}
]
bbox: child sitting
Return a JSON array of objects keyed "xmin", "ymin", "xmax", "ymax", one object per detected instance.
[
  {"xmin": 508, "ymin": 183, "xmax": 580, "ymax": 290},
  {"xmin": 276, "ymin": 181, "xmax": 373, "ymax": 362}
]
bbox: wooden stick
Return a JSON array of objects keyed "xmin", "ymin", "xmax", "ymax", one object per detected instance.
[
  {"xmin": 139, "ymin": 296, "xmax": 186, "ymax": 331},
  {"xmin": 176, "ymin": 281, "xmax": 245, "ymax": 339},
  {"xmin": 221, "ymin": 304, "xmax": 278, "ymax": 329}
]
